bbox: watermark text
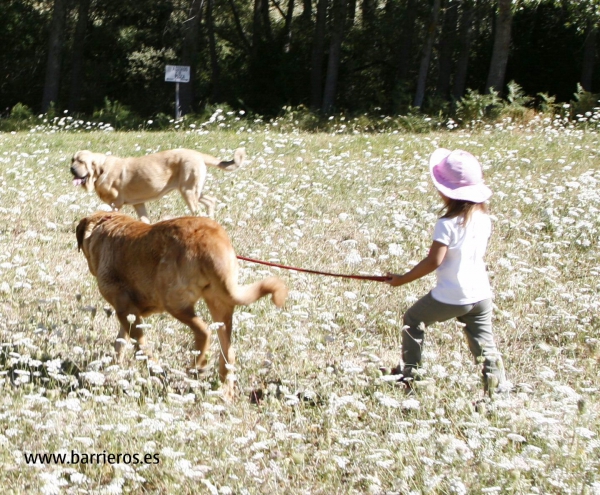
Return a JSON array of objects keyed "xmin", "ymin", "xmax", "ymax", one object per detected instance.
[{"xmin": 24, "ymin": 450, "xmax": 160, "ymax": 465}]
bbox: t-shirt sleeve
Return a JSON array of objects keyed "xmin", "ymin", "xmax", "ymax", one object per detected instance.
[{"xmin": 432, "ymin": 218, "xmax": 453, "ymax": 246}]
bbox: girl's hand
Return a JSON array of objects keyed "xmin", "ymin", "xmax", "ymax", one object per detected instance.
[
  {"xmin": 385, "ymin": 273, "xmax": 405, "ymax": 287},
  {"xmin": 385, "ymin": 241, "xmax": 447, "ymax": 287}
]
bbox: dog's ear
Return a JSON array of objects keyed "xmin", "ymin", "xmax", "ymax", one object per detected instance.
[
  {"xmin": 76, "ymin": 218, "xmax": 88, "ymax": 252},
  {"xmin": 84, "ymin": 155, "xmax": 96, "ymax": 192},
  {"xmin": 76, "ymin": 151, "xmax": 105, "ymax": 193}
]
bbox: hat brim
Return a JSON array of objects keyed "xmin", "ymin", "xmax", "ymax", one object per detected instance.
[
  {"xmin": 432, "ymin": 178, "xmax": 493, "ymax": 202},
  {"xmin": 429, "ymin": 149, "xmax": 492, "ymax": 203}
]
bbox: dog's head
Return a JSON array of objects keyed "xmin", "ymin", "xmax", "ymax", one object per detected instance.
[
  {"xmin": 76, "ymin": 216, "xmax": 95, "ymax": 253},
  {"xmin": 76, "ymin": 217, "xmax": 88, "ymax": 253},
  {"xmin": 76, "ymin": 213, "xmax": 115, "ymax": 253},
  {"xmin": 76, "ymin": 214, "xmax": 106, "ymax": 278},
  {"xmin": 71, "ymin": 150, "xmax": 105, "ymax": 193}
]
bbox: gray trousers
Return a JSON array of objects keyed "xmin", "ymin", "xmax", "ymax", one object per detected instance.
[{"xmin": 401, "ymin": 292, "xmax": 505, "ymax": 386}]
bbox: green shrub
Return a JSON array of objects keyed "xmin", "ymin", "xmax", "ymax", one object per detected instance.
[
  {"xmin": 0, "ymin": 103, "xmax": 36, "ymax": 131},
  {"xmin": 569, "ymin": 83, "xmax": 600, "ymax": 118},
  {"xmin": 423, "ymin": 93, "xmax": 451, "ymax": 117},
  {"xmin": 10, "ymin": 102, "xmax": 33, "ymax": 121},
  {"xmin": 274, "ymin": 105, "xmax": 323, "ymax": 132},
  {"xmin": 500, "ymin": 80, "xmax": 534, "ymax": 121},
  {"xmin": 394, "ymin": 107, "xmax": 441, "ymax": 133},
  {"xmin": 146, "ymin": 112, "xmax": 173, "ymax": 130},
  {"xmin": 455, "ymin": 89, "xmax": 502, "ymax": 126},
  {"xmin": 92, "ymin": 98, "xmax": 142, "ymax": 130},
  {"xmin": 537, "ymin": 92, "xmax": 558, "ymax": 115}
]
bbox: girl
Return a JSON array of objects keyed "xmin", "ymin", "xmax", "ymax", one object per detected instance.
[{"xmin": 385, "ymin": 148, "xmax": 506, "ymax": 394}]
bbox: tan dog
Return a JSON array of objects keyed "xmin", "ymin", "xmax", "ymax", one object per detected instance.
[
  {"xmin": 70, "ymin": 147, "xmax": 246, "ymax": 222},
  {"xmin": 76, "ymin": 212, "xmax": 287, "ymax": 398}
]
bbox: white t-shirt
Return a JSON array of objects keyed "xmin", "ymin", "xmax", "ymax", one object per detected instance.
[{"xmin": 431, "ymin": 210, "xmax": 492, "ymax": 305}]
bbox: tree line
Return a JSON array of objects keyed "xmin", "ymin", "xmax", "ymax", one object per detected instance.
[{"xmin": 1, "ymin": 0, "xmax": 599, "ymax": 121}]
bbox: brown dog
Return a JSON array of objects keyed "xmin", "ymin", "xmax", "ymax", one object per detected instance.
[
  {"xmin": 76, "ymin": 212, "xmax": 287, "ymax": 398},
  {"xmin": 70, "ymin": 147, "xmax": 246, "ymax": 222}
]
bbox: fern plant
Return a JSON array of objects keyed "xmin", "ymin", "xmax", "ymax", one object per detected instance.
[
  {"xmin": 501, "ymin": 80, "xmax": 533, "ymax": 121},
  {"xmin": 92, "ymin": 98, "xmax": 140, "ymax": 129},
  {"xmin": 537, "ymin": 92, "xmax": 558, "ymax": 115},
  {"xmin": 455, "ymin": 89, "xmax": 502, "ymax": 126},
  {"xmin": 570, "ymin": 83, "xmax": 600, "ymax": 116}
]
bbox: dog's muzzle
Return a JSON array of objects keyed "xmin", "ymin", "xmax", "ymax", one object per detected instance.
[{"xmin": 71, "ymin": 166, "xmax": 89, "ymax": 187}]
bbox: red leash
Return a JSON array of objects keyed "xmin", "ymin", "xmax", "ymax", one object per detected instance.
[{"xmin": 236, "ymin": 255, "xmax": 391, "ymax": 282}]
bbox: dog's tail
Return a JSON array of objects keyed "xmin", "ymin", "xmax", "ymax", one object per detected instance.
[
  {"xmin": 230, "ymin": 276, "xmax": 287, "ymax": 308},
  {"xmin": 212, "ymin": 147, "xmax": 246, "ymax": 171}
]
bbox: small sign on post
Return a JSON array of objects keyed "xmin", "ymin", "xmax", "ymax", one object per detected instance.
[{"xmin": 165, "ymin": 65, "xmax": 191, "ymax": 119}]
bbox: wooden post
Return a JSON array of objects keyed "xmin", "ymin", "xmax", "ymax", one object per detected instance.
[{"xmin": 175, "ymin": 82, "xmax": 181, "ymax": 119}]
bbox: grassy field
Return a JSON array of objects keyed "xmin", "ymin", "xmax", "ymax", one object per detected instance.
[{"xmin": 0, "ymin": 119, "xmax": 598, "ymax": 494}]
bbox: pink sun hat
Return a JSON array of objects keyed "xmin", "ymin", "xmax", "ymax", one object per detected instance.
[{"xmin": 429, "ymin": 148, "xmax": 492, "ymax": 203}]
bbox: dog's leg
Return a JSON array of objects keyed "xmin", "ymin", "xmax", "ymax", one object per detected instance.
[
  {"xmin": 180, "ymin": 162, "xmax": 209, "ymax": 217},
  {"xmin": 199, "ymin": 195, "xmax": 217, "ymax": 218},
  {"xmin": 114, "ymin": 324, "xmax": 129, "ymax": 363},
  {"xmin": 169, "ymin": 308, "xmax": 211, "ymax": 371},
  {"xmin": 205, "ymin": 300, "xmax": 236, "ymax": 399},
  {"xmin": 129, "ymin": 318, "xmax": 151, "ymax": 358},
  {"xmin": 133, "ymin": 203, "xmax": 150, "ymax": 224},
  {"xmin": 115, "ymin": 311, "xmax": 147, "ymax": 362},
  {"xmin": 180, "ymin": 190, "xmax": 200, "ymax": 217}
]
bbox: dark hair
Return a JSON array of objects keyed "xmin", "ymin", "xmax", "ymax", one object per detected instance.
[{"xmin": 440, "ymin": 198, "xmax": 488, "ymax": 225}]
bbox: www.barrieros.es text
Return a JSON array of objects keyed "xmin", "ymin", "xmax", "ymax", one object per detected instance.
[{"xmin": 24, "ymin": 451, "xmax": 160, "ymax": 465}]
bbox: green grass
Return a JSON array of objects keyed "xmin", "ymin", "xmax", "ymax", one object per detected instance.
[{"xmin": 0, "ymin": 121, "xmax": 598, "ymax": 494}]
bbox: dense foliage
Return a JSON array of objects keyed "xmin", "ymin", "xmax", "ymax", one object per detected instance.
[{"xmin": 1, "ymin": 0, "xmax": 600, "ymax": 121}]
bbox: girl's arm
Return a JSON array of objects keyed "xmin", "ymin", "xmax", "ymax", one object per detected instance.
[{"xmin": 385, "ymin": 241, "xmax": 448, "ymax": 287}]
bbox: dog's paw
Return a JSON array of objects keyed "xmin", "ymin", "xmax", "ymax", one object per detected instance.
[
  {"xmin": 186, "ymin": 366, "xmax": 210, "ymax": 377},
  {"xmin": 220, "ymin": 380, "xmax": 237, "ymax": 402}
]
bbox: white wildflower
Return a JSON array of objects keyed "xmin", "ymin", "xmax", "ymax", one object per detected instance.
[
  {"xmin": 70, "ymin": 472, "xmax": 90, "ymax": 484},
  {"xmin": 74, "ymin": 436, "xmax": 94, "ymax": 448},
  {"xmin": 375, "ymin": 392, "xmax": 400, "ymax": 408},
  {"xmin": 507, "ymin": 433, "xmax": 526, "ymax": 443},
  {"xmin": 575, "ymin": 427, "xmax": 596, "ymax": 439},
  {"xmin": 201, "ymin": 480, "xmax": 219, "ymax": 495},
  {"xmin": 389, "ymin": 432, "xmax": 407, "ymax": 442},
  {"xmin": 208, "ymin": 322, "xmax": 225, "ymax": 333},
  {"xmin": 388, "ymin": 243, "xmax": 404, "ymax": 256},
  {"xmin": 80, "ymin": 371, "xmax": 106, "ymax": 386},
  {"xmin": 344, "ymin": 249, "xmax": 362, "ymax": 264},
  {"xmin": 401, "ymin": 398, "xmax": 420, "ymax": 410},
  {"xmin": 99, "ymin": 477, "xmax": 124, "ymax": 495},
  {"xmin": 244, "ymin": 461, "xmax": 260, "ymax": 477},
  {"xmin": 448, "ymin": 477, "xmax": 468, "ymax": 495},
  {"xmin": 55, "ymin": 398, "xmax": 81, "ymax": 412}
]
